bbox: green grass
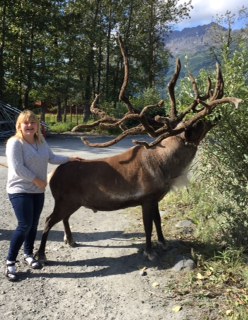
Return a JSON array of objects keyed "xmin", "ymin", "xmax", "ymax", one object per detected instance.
[
  {"xmin": 44, "ymin": 113, "xmax": 84, "ymax": 133},
  {"xmin": 44, "ymin": 113, "xmax": 119, "ymax": 135},
  {"xmin": 159, "ymin": 184, "xmax": 248, "ymax": 319}
]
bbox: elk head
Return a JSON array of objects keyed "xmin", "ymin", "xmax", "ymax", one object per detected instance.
[{"xmin": 72, "ymin": 35, "xmax": 243, "ymax": 148}]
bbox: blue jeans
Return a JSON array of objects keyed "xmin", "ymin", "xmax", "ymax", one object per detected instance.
[{"xmin": 7, "ymin": 193, "xmax": 45, "ymax": 261}]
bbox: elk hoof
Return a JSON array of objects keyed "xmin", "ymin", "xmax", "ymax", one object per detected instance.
[
  {"xmin": 34, "ymin": 252, "xmax": 47, "ymax": 264},
  {"xmin": 158, "ymin": 241, "xmax": 169, "ymax": 251},
  {"xmin": 143, "ymin": 250, "xmax": 158, "ymax": 261},
  {"xmin": 64, "ymin": 237, "xmax": 77, "ymax": 247}
]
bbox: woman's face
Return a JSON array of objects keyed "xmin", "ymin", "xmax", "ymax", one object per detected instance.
[{"xmin": 20, "ymin": 118, "xmax": 38, "ymax": 138}]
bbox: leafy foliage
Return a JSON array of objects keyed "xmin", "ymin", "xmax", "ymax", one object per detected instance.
[
  {"xmin": 158, "ymin": 32, "xmax": 248, "ymax": 319},
  {"xmin": 0, "ymin": 0, "xmax": 192, "ymax": 110},
  {"xmin": 199, "ymin": 45, "xmax": 248, "ymax": 246}
]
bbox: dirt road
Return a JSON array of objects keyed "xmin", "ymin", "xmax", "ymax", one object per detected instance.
[{"xmin": 0, "ymin": 134, "xmax": 212, "ymax": 320}]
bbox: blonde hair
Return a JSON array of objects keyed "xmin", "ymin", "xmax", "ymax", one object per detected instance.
[{"xmin": 14, "ymin": 110, "xmax": 44, "ymax": 143}]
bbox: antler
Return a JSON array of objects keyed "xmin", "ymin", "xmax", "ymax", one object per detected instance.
[
  {"xmin": 118, "ymin": 35, "xmax": 138, "ymax": 114},
  {"xmin": 72, "ymin": 35, "xmax": 243, "ymax": 148}
]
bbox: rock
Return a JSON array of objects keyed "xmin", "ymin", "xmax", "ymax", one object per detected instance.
[
  {"xmin": 172, "ymin": 256, "xmax": 196, "ymax": 272},
  {"xmin": 175, "ymin": 220, "xmax": 194, "ymax": 228}
]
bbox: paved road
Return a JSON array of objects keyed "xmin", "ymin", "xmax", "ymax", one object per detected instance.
[{"xmin": 0, "ymin": 133, "xmax": 152, "ymax": 172}]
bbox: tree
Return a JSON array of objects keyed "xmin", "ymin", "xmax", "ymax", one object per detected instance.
[
  {"xmin": 0, "ymin": 0, "xmax": 193, "ymax": 111},
  {"xmin": 0, "ymin": 0, "xmax": 9, "ymax": 99},
  {"xmin": 208, "ymin": 7, "xmax": 248, "ymax": 63},
  {"xmin": 196, "ymin": 41, "xmax": 248, "ymax": 246}
]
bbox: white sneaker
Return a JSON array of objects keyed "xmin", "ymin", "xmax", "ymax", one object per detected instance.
[{"xmin": 5, "ymin": 261, "xmax": 18, "ymax": 281}]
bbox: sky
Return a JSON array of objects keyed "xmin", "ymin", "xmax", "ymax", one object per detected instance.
[{"xmin": 175, "ymin": 0, "xmax": 247, "ymax": 30}]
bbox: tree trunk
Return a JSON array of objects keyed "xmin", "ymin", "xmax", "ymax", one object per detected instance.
[
  {"xmin": 40, "ymin": 101, "xmax": 46, "ymax": 122},
  {"xmin": 0, "ymin": 0, "xmax": 7, "ymax": 100},
  {"xmin": 57, "ymin": 96, "xmax": 62, "ymax": 122},
  {"xmin": 105, "ymin": 6, "xmax": 113, "ymax": 100},
  {"xmin": 24, "ymin": 25, "xmax": 34, "ymax": 108},
  {"xmin": 63, "ymin": 98, "xmax": 67, "ymax": 122},
  {"xmin": 148, "ymin": 2, "xmax": 155, "ymax": 87}
]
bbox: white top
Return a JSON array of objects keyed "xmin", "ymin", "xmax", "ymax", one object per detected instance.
[{"xmin": 6, "ymin": 137, "xmax": 69, "ymax": 194}]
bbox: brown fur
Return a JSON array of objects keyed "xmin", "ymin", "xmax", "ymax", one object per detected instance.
[{"xmin": 36, "ymin": 122, "xmax": 208, "ymax": 261}]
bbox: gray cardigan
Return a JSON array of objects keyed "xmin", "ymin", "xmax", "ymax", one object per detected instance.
[{"xmin": 6, "ymin": 137, "xmax": 69, "ymax": 194}]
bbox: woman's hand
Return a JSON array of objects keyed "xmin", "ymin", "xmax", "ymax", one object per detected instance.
[
  {"xmin": 33, "ymin": 177, "xmax": 47, "ymax": 191},
  {"xmin": 69, "ymin": 157, "xmax": 83, "ymax": 161}
]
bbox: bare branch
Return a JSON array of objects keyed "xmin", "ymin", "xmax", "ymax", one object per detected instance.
[
  {"xmin": 198, "ymin": 97, "xmax": 243, "ymax": 110},
  {"xmin": 71, "ymin": 35, "xmax": 242, "ymax": 150},
  {"xmin": 82, "ymin": 125, "xmax": 145, "ymax": 148},
  {"xmin": 71, "ymin": 117, "xmax": 116, "ymax": 132},
  {"xmin": 189, "ymin": 74, "xmax": 212, "ymax": 101},
  {"xmin": 168, "ymin": 58, "xmax": 181, "ymax": 119},
  {"xmin": 189, "ymin": 74, "xmax": 199, "ymax": 99},
  {"xmin": 134, "ymin": 97, "xmax": 243, "ymax": 149},
  {"xmin": 210, "ymin": 63, "xmax": 224, "ymax": 100},
  {"xmin": 90, "ymin": 94, "xmax": 105, "ymax": 117},
  {"xmin": 200, "ymin": 76, "xmax": 212, "ymax": 100},
  {"xmin": 118, "ymin": 35, "xmax": 137, "ymax": 113},
  {"xmin": 71, "ymin": 94, "xmax": 118, "ymax": 132}
]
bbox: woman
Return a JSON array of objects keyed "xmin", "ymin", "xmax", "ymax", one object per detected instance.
[{"xmin": 5, "ymin": 110, "xmax": 80, "ymax": 281}]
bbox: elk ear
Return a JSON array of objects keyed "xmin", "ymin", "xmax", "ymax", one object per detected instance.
[{"xmin": 184, "ymin": 120, "xmax": 210, "ymax": 144}]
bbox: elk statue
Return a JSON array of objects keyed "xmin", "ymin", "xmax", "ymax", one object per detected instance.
[{"xmin": 36, "ymin": 36, "xmax": 242, "ymax": 262}]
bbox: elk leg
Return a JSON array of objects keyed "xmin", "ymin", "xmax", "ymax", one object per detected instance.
[
  {"xmin": 63, "ymin": 216, "xmax": 77, "ymax": 247},
  {"xmin": 141, "ymin": 202, "xmax": 156, "ymax": 261},
  {"xmin": 35, "ymin": 213, "xmax": 61, "ymax": 262},
  {"xmin": 35, "ymin": 201, "xmax": 80, "ymax": 262},
  {"xmin": 153, "ymin": 203, "xmax": 167, "ymax": 250}
]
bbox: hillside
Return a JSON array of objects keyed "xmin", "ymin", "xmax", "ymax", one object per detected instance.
[
  {"xmin": 164, "ymin": 22, "xmax": 243, "ymax": 77},
  {"xmin": 165, "ymin": 22, "xmax": 225, "ymax": 55}
]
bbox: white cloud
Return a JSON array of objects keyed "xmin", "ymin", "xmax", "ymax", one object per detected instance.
[{"xmin": 175, "ymin": 0, "xmax": 247, "ymax": 30}]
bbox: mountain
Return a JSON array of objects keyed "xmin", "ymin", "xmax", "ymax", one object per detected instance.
[
  {"xmin": 163, "ymin": 22, "xmax": 242, "ymax": 78},
  {"xmin": 164, "ymin": 22, "xmax": 225, "ymax": 56}
]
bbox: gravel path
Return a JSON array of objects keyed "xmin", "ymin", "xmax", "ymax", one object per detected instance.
[{"xmin": 0, "ymin": 134, "xmax": 212, "ymax": 320}]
